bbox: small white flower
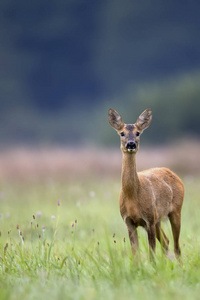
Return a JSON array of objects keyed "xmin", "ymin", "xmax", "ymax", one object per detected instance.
[{"xmin": 89, "ymin": 191, "xmax": 95, "ymax": 198}]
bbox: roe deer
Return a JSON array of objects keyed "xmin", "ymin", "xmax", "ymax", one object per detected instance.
[{"xmin": 108, "ymin": 108, "xmax": 184, "ymax": 259}]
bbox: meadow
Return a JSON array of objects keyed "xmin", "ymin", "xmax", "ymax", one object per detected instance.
[{"xmin": 0, "ymin": 145, "xmax": 200, "ymax": 300}]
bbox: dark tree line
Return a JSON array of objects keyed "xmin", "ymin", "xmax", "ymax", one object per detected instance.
[{"xmin": 0, "ymin": 0, "xmax": 200, "ymax": 145}]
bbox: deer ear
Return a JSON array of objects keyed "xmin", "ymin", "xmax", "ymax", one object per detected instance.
[
  {"xmin": 108, "ymin": 108, "xmax": 124, "ymax": 131},
  {"xmin": 136, "ymin": 109, "xmax": 152, "ymax": 131}
]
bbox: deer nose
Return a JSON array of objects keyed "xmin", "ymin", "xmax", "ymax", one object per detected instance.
[{"xmin": 126, "ymin": 141, "xmax": 136, "ymax": 150}]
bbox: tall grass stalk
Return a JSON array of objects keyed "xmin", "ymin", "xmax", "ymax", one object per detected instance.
[{"xmin": 1, "ymin": 178, "xmax": 200, "ymax": 299}]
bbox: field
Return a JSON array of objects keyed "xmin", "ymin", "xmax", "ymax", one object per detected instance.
[{"xmin": 0, "ymin": 145, "xmax": 200, "ymax": 300}]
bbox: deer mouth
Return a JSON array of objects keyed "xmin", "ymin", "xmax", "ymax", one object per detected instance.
[{"xmin": 127, "ymin": 148, "xmax": 136, "ymax": 153}]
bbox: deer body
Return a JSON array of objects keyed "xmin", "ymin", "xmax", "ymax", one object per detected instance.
[{"xmin": 108, "ymin": 108, "xmax": 184, "ymax": 258}]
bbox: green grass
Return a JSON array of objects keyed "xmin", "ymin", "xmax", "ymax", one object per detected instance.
[{"xmin": 0, "ymin": 176, "xmax": 200, "ymax": 300}]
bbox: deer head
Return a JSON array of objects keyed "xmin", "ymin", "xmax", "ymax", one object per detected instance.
[{"xmin": 108, "ymin": 108, "xmax": 152, "ymax": 153}]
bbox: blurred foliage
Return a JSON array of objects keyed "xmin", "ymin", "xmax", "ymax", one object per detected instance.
[
  {"xmin": 0, "ymin": 0, "xmax": 200, "ymax": 145},
  {"xmin": 1, "ymin": 71, "xmax": 199, "ymax": 146},
  {"xmin": 103, "ymin": 71, "xmax": 200, "ymax": 145}
]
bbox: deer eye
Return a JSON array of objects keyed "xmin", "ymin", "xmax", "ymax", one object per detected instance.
[
  {"xmin": 120, "ymin": 132, "xmax": 125, "ymax": 137},
  {"xmin": 136, "ymin": 131, "xmax": 140, "ymax": 137}
]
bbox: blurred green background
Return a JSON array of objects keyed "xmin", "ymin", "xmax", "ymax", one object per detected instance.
[{"xmin": 0, "ymin": 0, "xmax": 200, "ymax": 147}]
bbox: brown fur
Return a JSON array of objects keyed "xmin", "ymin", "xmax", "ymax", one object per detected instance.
[{"xmin": 108, "ymin": 108, "xmax": 184, "ymax": 259}]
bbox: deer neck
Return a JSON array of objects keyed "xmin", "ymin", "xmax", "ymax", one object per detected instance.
[{"xmin": 121, "ymin": 152, "xmax": 140, "ymax": 197}]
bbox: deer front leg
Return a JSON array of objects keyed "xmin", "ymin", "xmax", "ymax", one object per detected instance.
[
  {"xmin": 147, "ymin": 224, "xmax": 156, "ymax": 260},
  {"xmin": 125, "ymin": 217, "xmax": 138, "ymax": 255}
]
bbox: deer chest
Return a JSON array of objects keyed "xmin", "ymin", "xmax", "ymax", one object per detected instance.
[{"xmin": 120, "ymin": 196, "xmax": 153, "ymax": 228}]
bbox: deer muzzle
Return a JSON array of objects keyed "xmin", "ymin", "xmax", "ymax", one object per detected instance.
[{"xmin": 126, "ymin": 140, "xmax": 137, "ymax": 152}]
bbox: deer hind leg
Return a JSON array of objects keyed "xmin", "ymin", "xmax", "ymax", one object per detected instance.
[
  {"xmin": 147, "ymin": 224, "xmax": 156, "ymax": 260},
  {"xmin": 168, "ymin": 211, "xmax": 181, "ymax": 257},
  {"xmin": 125, "ymin": 217, "xmax": 138, "ymax": 255},
  {"xmin": 156, "ymin": 222, "xmax": 169, "ymax": 253}
]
